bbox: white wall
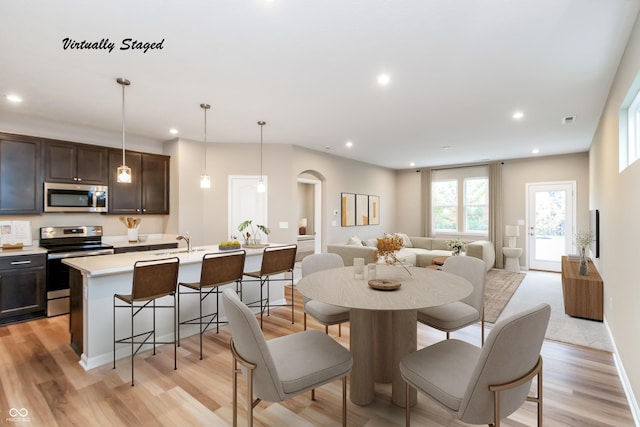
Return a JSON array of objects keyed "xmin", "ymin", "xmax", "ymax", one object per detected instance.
[{"xmin": 589, "ymin": 12, "xmax": 640, "ymax": 414}]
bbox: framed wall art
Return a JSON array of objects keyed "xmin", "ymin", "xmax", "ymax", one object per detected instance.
[
  {"xmin": 368, "ymin": 195, "xmax": 380, "ymax": 225},
  {"xmin": 341, "ymin": 193, "xmax": 356, "ymax": 226},
  {"xmin": 356, "ymin": 194, "xmax": 369, "ymax": 225}
]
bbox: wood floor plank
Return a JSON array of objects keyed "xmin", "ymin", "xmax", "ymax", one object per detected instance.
[{"xmin": 0, "ymin": 289, "xmax": 635, "ymax": 426}]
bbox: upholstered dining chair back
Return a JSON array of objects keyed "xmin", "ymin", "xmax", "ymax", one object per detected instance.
[
  {"xmin": 200, "ymin": 250, "xmax": 246, "ymax": 288},
  {"xmin": 441, "ymin": 256, "xmax": 486, "ymax": 312},
  {"xmin": 222, "ymin": 288, "xmax": 284, "ymax": 402},
  {"xmin": 131, "ymin": 257, "xmax": 180, "ymax": 301},
  {"xmin": 459, "ymin": 303, "xmax": 550, "ymax": 424},
  {"xmin": 259, "ymin": 245, "xmax": 297, "ymax": 277},
  {"xmin": 301, "ymin": 253, "xmax": 344, "ymax": 302}
]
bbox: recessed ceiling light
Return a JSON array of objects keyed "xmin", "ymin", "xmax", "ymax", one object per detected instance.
[
  {"xmin": 345, "ymin": 141, "xmax": 353, "ymax": 148},
  {"xmin": 169, "ymin": 128, "xmax": 178, "ymax": 135},
  {"xmin": 325, "ymin": 145, "xmax": 331, "ymax": 150},
  {"xmin": 409, "ymin": 162, "xmax": 415, "ymax": 167},
  {"xmin": 532, "ymin": 148, "xmax": 540, "ymax": 154},
  {"xmin": 442, "ymin": 145, "xmax": 451, "ymax": 150},
  {"xmin": 6, "ymin": 94, "xmax": 22, "ymax": 103},
  {"xmin": 377, "ymin": 73, "xmax": 391, "ymax": 86},
  {"xmin": 512, "ymin": 111, "xmax": 524, "ymax": 120}
]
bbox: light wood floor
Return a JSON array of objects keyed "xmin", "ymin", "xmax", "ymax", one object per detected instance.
[{"xmin": 0, "ymin": 289, "xmax": 634, "ymax": 426}]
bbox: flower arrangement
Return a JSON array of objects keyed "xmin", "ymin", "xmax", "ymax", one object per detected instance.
[
  {"xmin": 373, "ymin": 234, "xmax": 411, "ymax": 275},
  {"xmin": 237, "ymin": 220, "xmax": 270, "ymax": 246},
  {"xmin": 446, "ymin": 238, "xmax": 466, "ymax": 256},
  {"xmin": 575, "ymin": 231, "xmax": 593, "ymax": 275}
]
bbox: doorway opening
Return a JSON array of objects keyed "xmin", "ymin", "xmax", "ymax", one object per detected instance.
[{"xmin": 297, "ymin": 172, "xmax": 323, "ymax": 258}]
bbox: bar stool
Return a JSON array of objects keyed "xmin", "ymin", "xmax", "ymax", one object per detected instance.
[
  {"xmin": 113, "ymin": 257, "xmax": 180, "ymax": 386},
  {"xmin": 177, "ymin": 250, "xmax": 246, "ymax": 360},
  {"xmin": 243, "ymin": 244, "xmax": 297, "ymax": 329}
]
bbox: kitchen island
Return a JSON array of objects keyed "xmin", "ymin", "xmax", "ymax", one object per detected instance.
[{"xmin": 63, "ymin": 244, "xmax": 288, "ymax": 370}]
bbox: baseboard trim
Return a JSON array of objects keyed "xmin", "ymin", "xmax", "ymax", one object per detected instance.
[{"xmin": 606, "ymin": 319, "xmax": 640, "ymax": 426}]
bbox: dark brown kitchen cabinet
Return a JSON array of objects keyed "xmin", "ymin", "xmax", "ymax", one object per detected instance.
[
  {"xmin": 44, "ymin": 140, "xmax": 108, "ymax": 184},
  {"xmin": 0, "ymin": 253, "xmax": 46, "ymax": 325},
  {"xmin": 0, "ymin": 134, "xmax": 42, "ymax": 215},
  {"xmin": 108, "ymin": 149, "xmax": 170, "ymax": 215}
]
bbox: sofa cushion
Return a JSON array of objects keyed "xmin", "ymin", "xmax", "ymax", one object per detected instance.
[{"xmin": 431, "ymin": 238, "xmax": 451, "ymax": 251}]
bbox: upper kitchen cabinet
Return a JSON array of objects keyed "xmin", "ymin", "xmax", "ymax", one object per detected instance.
[
  {"xmin": 44, "ymin": 140, "xmax": 108, "ymax": 185},
  {"xmin": 0, "ymin": 134, "xmax": 42, "ymax": 215},
  {"xmin": 108, "ymin": 149, "xmax": 170, "ymax": 215}
]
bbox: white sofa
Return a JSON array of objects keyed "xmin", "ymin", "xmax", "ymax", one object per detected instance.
[{"xmin": 327, "ymin": 236, "xmax": 495, "ymax": 272}]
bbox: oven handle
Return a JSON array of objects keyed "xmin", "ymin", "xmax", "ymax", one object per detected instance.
[{"xmin": 47, "ymin": 249, "xmax": 115, "ymax": 260}]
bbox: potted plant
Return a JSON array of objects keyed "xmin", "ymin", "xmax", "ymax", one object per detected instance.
[{"xmin": 237, "ymin": 220, "xmax": 271, "ymax": 246}]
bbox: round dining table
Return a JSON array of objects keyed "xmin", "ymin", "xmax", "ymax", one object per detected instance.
[{"xmin": 296, "ymin": 265, "xmax": 473, "ymax": 407}]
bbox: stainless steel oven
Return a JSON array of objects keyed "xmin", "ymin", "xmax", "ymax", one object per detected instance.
[{"xmin": 40, "ymin": 226, "xmax": 114, "ymax": 317}]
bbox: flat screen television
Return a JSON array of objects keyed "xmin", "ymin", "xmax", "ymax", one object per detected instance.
[{"xmin": 590, "ymin": 209, "xmax": 600, "ymax": 258}]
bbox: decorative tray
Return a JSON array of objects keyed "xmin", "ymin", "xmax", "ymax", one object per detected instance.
[
  {"xmin": 243, "ymin": 243, "xmax": 268, "ymax": 249},
  {"xmin": 219, "ymin": 244, "xmax": 241, "ymax": 251},
  {"xmin": 368, "ymin": 279, "xmax": 402, "ymax": 291}
]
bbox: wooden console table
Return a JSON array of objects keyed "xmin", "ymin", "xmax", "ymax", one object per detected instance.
[{"xmin": 561, "ymin": 256, "xmax": 603, "ymax": 321}]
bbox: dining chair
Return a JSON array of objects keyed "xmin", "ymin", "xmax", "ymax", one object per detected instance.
[
  {"xmin": 418, "ymin": 255, "xmax": 487, "ymax": 345},
  {"xmin": 243, "ymin": 244, "xmax": 297, "ymax": 329},
  {"xmin": 301, "ymin": 253, "xmax": 349, "ymax": 336},
  {"xmin": 113, "ymin": 257, "xmax": 180, "ymax": 386},
  {"xmin": 177, "ymin": 250, "xmax": 245, "ymax": 360},
  {"xmin": 222, "ymin": 288, "xmax": 353, "ymax": 427},
  {"xmin": 401, "ymin": 303, "xmax": 550, "ymax": 427}
]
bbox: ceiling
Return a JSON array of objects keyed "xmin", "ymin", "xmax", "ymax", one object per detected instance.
[{"xmin": 1, "ymin": 0, "xmax": 639, "ymax": 170}]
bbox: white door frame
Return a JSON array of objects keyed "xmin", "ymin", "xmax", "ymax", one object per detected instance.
[{"xmin": 525, "ymin": 181, "xmax": 576, "ymax": 271}]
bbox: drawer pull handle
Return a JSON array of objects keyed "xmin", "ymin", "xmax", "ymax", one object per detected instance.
[{"xmin": 10, "ymin": 260, "xmax": 32, "ymax": 265}]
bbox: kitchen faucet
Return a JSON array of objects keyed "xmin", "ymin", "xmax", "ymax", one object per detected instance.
[{"xmin": 176, "ymin": 232, "xmax": 192, "ymax": 252}]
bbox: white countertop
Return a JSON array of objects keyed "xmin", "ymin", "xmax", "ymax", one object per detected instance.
[
  {"xmin": 0, "ymin": 246, "xmax": 47, "ymax": 257},
  {"xmin": 62, "ymin": 243, "xmax": 273, "ymax": 277}
]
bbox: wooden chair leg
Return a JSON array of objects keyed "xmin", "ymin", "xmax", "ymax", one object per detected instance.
[
  {"xmin": 339, "ymin": 323, "xmax": 342, "ymax": 337},
  {"xmin": 304, "ymin": 312, "xmax": 307, "ymax": 330}
]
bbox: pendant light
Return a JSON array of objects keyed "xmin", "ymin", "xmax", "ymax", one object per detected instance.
[
  {"xmin": 257, "ymin": 121, "xmax": 266, "ymax": 193},
  {"xmin": 116, "ymin": 77, "xmax": 132, "ymax": 183},
  {"xmin": 199, "ymin": 103, "xmax": 211, "ymax": 189}
]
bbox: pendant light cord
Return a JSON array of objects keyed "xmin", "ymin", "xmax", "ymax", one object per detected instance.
[
  {"xmin": 258, "ymin": 121, "xmax": 266, "ymax": 179},
  {"xmin": 121, "ymin": 82, "xmax": 126, "ymax": 166},
  {"xmin": 203, "ymin": 106, "xmax": 207, "ymax": 172}
]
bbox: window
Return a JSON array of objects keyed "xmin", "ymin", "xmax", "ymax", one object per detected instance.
[
  {"xmin": 464, "ymin": 177, "xmax": 488, "ymax": 233},
  {"xmin": 432, "ymin": 180, "xmax": 457, "ymax": 232},
  {"xmin": 627, "ymin": 88, "xmax": 640, "ymax": 166},
  {"xmin": 620, "ymin": 83, "xmax": 640, "ymax": 171},
  {"xmin": 431, "ymin": 166, "xmax": 488, "ymax": 235}
]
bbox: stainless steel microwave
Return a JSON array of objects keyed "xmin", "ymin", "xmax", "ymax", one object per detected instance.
[{"xmin": 44, "ymin": 182, "xmax": 108, "ymax": 213}]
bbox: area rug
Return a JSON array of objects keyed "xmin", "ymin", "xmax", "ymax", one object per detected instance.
[
  {"xmin": 484, "ymin": 269, "xmax": 526, "ymax": 324},
  {"xmin": 497, "ymin": 270, "xmax": 614, "ymax": 352}
]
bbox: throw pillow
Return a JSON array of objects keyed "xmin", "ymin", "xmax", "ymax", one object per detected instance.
[
  {"xmin": 395, "ymin": 232, "xmax": 413, "ymax": 248},
  {"xmin": 346, "ymin": 236, "xmax": 362, "ymax": 246}
]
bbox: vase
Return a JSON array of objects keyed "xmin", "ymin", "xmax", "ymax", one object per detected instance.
[
  {"xmin": 452, "ymin": 247, "xmax": 461, "ymax": 256},
  {"xmin": 579, "ymin": 248, "xmax": 589, "ymax": 275}
]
